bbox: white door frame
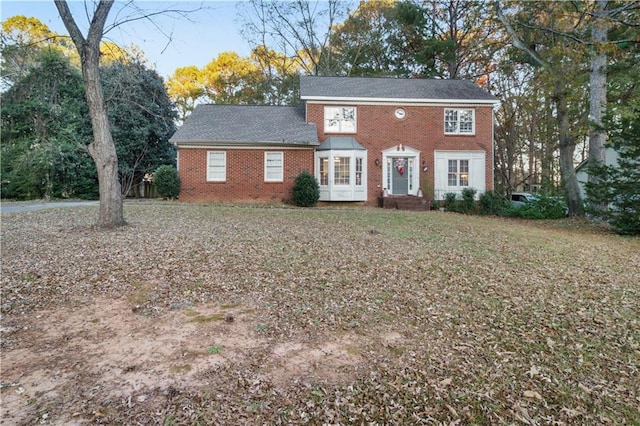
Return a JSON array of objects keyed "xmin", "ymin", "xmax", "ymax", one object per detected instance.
[{"xmin": 382, "ymin": 145, "xmax": 420, "ymax": 195}]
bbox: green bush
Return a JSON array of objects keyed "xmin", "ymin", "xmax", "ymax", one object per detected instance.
[
  {"xmin": 154, "ymin": 165, "xmax": 180, "ymax": 199},
  {"xmin": 479, "ymin": 190, "xmax": 509, "ymax": 215},
  {"xmin": 443, "ymin": 192, "xmax": 458, "ymax": 212},
  {"xmin": 460, "ymin": 187, "xmax": 477, "ymax": 214},
  {"xmin": 292, "ymin": 171, "xmax": 320, "ymax": 207},
  {"xmin": 515, "ymin": 195, "xmax": 567, "ymax": 220}
]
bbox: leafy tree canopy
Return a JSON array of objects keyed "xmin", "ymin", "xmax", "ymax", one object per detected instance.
[
  {"xmin": 1, "ymin": 49, "xmax": 96, "ymax": 199},
  {"xmin": 102, "ymin": 59, "xmax": 177, "ymax": 196}
]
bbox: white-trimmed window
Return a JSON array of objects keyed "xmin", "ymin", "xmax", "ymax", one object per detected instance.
[
  {"xmin": 319, "ymin": 157, "xmax": 329, "ymax": 186},
  {"xmin": 447, "ymin": 159, "xmax": 470, "ymax": 187},
  {"xmin": 264, "ymin": 151, "xmax": 284, "ymax": 182},
  {"xmin": 355, "ymin": 157, "xmax": 363, "ymax": 186},
  {"xmin": 324, "ymin": 106, "xmax": 356, "ymax": 133},
  {"xmin": 444, "ymin": 109, "xmax": 474, "ymax": 134},
  {"xmin": 207, "ymin": 151, "xmax": 226, "ymax": 181},
  {"xmin": 334, "ymin": 156, "xmax": 350, "ymax": 185}
]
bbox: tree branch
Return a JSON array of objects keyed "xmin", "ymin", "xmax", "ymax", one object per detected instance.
[
  {"xmin": 53, "ymin": 0, "xmax": 87, "ymax": 51},
  {"xmin": 495, "ymin": 3, "xmax": 548, "ymax": 68}
]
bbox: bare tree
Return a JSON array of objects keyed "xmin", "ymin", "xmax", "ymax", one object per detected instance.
[
  {"xmin": 54, "ymin": 0, "xmax": 200, "ymax": 227},
  {"xmin": 240, "ymin": 0, "xmax": 347, "ymax": 76},
  {"xmin": 55, "ymin": 0, "xmax": 124, "ymax": 228}
]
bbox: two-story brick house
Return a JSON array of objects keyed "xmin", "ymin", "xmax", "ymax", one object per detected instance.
[{"xmin": 170, "ymin": 76, "xmax": 498, "ymax": 205}]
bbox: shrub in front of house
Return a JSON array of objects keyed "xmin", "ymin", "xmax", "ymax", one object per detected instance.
[
  {"xmin": 154, "ymin": 165, "xmax": 180, "ymax": 199},
  {"xmin": 459, "ymin": 187, "xmax": 477, "ymax": 214},
  {"xmin": 479, "ymin": 190, "xmax": 509, "ymax": 215},
  {"xmin": 443, "ymin": 189, "xmax": 477, "ymax": 214},
  {"xmin": 443, "ymin": 192, "xmax": 458, "ymax": 211},
  {"xmin": 292, "ymin": 171, "xmax": 320, "ymax": 207}
]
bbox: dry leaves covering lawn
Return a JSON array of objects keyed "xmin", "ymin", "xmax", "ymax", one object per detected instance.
[{"xmin": 1, "ymin": 201, "xmax": 638, "ymax": 425}]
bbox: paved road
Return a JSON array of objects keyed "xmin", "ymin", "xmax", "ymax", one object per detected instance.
[{"xmin": 0, "ymin": 201, "xmax": 98, "ymax": 214}]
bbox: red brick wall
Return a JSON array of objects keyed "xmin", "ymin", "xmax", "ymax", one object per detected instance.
[
  {"xmin": 178, "ymin": 148, "xmax": 314, "ymax": 202},
  {"xmin": 306, "ymin": 103, "xmax": 494, "ymax": 203},
  {"xmin": 178, "ymin": 103, "xmax": 493, "ymax": 204}
]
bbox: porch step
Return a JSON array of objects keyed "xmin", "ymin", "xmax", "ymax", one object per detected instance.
[{"xmin": 378, "ymin": 195, "xmax": 431, "ymax": 211}]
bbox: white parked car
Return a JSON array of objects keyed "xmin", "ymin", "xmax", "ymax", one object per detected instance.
[{"xmin": 510, "ymin": 192, "xmax": 538, "ymax": 207}]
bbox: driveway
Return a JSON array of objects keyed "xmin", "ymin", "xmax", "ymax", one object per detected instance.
[{"xmin": 0, "ymin": 201, "xmax": 98, "ymax": 214}]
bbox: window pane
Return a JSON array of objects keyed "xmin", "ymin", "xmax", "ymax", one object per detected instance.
[
  {"xmin": 459, "ymin": 110, "xmax": 473, "ymax": 133},
  {"xmin": 459, "ymin": 159, "xmax": 469, "ymax": 186},
  {"xmin": 340, "ymin": 107, "xmax": 356, "ymax": 132},
  {"xmin": 355, "ymin": 157, "xmax": 363, "ymax": 186},
  {"xmin": 448, "ymin": 159, "xmax": 457, "ymax": 173},
  {"xmin": 445, "ymin": 109, "xmax": 474, "ymax": 134},
  {"xmin": 448, "ymin": 173, "xmax": 458, "ymax": 186},
  {"xmin": 207, "ymin": 151, "xmax": 226, "ymax": 181},
  {"xmin": 265, "ymin": 152, "xmax": 283, "ymax": 182},
  {"xmin": 325, "ymin": 106, "xmax": 356, "ymax": 133},
  {"xmin": 445, "ymin": 109, "xmax": 458, "ymax": 133},
  {"xmin": 334, "ymin": 157, "xmax": 350, "ymax": 185},
  {"xmin": 319, "ymin": 157, "xmax": 328, "ymax": 186},
  {"xmin": 325, "ymin": 108, "xmax": 342, "ymax": 132}
]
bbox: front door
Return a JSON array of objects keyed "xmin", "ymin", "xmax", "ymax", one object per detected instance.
[{"xmin": 391, "ymin": 157, "xmax": 409, "ymax": 194}]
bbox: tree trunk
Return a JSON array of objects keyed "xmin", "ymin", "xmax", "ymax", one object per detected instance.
[
  {"xmin": 83, "ymin": 44, "xmax": 125, "ymax": 227},
  {"xmin": 588, "ymin": 0, "xmax": 608, "ymax": 214},
  {"xmin": 55, "ymin": 0, "xmax": 125, "ymax": 228},
  {"xmin": 540, "ymin": 95, "xmax": 554, "ymax": 192},
  {"xmin": 555, "ymin": 80, "xmax": 584, "ymax": 216}
]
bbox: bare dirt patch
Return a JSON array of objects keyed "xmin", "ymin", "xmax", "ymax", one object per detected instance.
[{"xmin": 1, "ymin": 296, "xmax": 363, "ymax": 425}]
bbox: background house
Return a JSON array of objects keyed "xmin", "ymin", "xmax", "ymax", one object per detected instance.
[
  {"xmin": 171, "ymin": 76, "xmax": 498, "ymax": 205},
  {"xmin": 575, "ymin": 146, "xmax": 619, "ymax": 200}
]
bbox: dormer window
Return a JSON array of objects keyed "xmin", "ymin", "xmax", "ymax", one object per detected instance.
[
  {"xmin": 324, "ymin": 106, "xmax": 356, "ymax": 133},
  {"xmin": 444, "ymin": 109, "xmax": 474, "ymax": 134}
]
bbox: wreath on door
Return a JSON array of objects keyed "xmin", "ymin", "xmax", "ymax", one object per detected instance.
[{"xmin": 394, "ymin": 158, "xmax": 406, "ymax": 176}]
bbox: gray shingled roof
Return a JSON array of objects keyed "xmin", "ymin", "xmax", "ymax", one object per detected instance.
[
  {"xmin": 300, "ymin": 76, "xmax": 497, "ymax": 102},
  {"xmin": 170, "ymin": 104, "xmax": 318, "ymax": 145},
  {"xmin": 317, "ymin": 136, "xmax": 366, "ymax": 151}
]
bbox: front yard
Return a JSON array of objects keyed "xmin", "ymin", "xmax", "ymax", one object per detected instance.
[{"xmin": 1, "ymin": 202, "xmax": 638, "ymax": 424}]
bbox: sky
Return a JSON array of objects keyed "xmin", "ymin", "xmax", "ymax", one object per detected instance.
[{"xmin": 1, "ymin": 1, "xmax": 252, "ymax": 79}]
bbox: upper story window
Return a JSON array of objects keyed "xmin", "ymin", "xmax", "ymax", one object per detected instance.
[
  {"xmin": 264, "ymin": 152, "xmax": 283, "ymax": 182},
  {"xmin": 207, "ymin": 151, "xmax": 226, "ymax": 182},
  {"xmin": 444, "ymin": 109, "xmax": 474, "ymax": 134},
  {"xmin": 324, "ymin": 106, "xmax": 356, "ymax": 133}
]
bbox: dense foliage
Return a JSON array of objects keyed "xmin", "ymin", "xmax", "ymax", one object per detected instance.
[
  {"xmin": 291, "ymin": 171, "xmax": 320, "ymax": 207},
  {"xmin": 478, "ymin": 190, "xmax": 510, "ymax": 215},
  {"xmin": 586, "ymin": 102, "xmax": 640, "ymax": 235},
  {"xmin": 0, "ymin": 50, "xmax": 97, "ymax": 199},
  {"xmin": 510, "ymin": 195, "xmax": 569, "ymax": 220},
  {"xmin": 443, "ymin": 189, "xmax": 568, "ymax": 220},
  {"xmin": 102, "ymin": 60, "xmax": 177, "ymax": 196},
  {"xmin": 1, "ymin": 48, "xmax": 177, "ymax": 200},
  {"xmin": 153, "ymin": 165, "xmax": 180, "ymax": 199}
]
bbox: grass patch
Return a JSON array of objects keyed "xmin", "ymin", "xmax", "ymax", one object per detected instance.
[
  {"xmin": 168, "ymin": 364, "xmax": 192, "ymax": 373},
  {"xmin": 185, "ymin": 310, "xmax": 224, "ymax": 323}
]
